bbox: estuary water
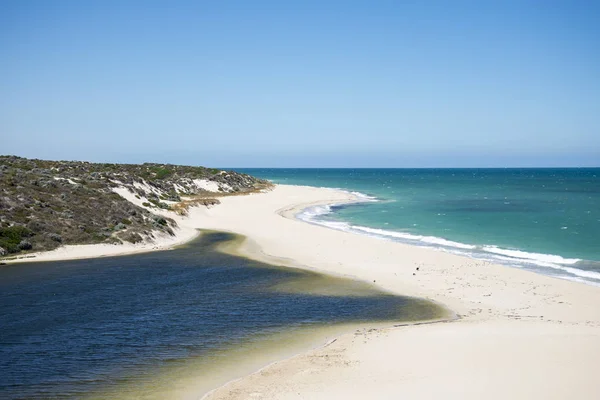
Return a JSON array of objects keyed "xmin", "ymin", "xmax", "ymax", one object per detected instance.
[
  {"xmin": 0, "ymin": 232, "xmax": 442, "ymax": 399},
  {"xmin": 236, "ymin": 168, "xmax": 600, "ymax": 286}
]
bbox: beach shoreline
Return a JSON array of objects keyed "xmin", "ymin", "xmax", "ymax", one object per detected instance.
[
  {"xmin": 5, "ymin": 184, "xmax": 600, "ymax": 399},
  {"xmin": 2, "ymin": 185, "xmax": 359, "ymax": 266},
  {"xmin": 195, "ymin": 184, "xmax": 600, "ymax": 399}
]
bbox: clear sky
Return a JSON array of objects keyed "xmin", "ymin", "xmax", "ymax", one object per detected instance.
[{"xmin": 1, "ymin": 0, "xmax": 599, "ymax": 167}]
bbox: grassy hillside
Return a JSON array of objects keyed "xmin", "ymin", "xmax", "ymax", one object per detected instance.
[{"xmin": 0, "ymin": 156, "xmax": 269, "ymax": 257}]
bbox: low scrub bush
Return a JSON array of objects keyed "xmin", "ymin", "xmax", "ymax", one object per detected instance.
[{"xmin": 0, "ymin": 226, "xmax": 34, "ymax": 254}]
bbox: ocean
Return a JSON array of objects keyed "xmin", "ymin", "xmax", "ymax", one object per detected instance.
[
  {"xmin": 235, "ymin": 168, "xmax": 600, "ymax": 286},
  {"xmin": 0, "ymin": 232, "xmax": 442, "ymax": 399}
]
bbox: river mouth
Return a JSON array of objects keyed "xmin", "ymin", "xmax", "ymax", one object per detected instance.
[{"xmin": 0, "ymin": 231, "xmax": 448, "ymax": 399}]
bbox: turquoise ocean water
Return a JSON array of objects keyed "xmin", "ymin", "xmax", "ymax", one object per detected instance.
[{"xmin": 236, "ymin": 169, "xmax": 600, "ymax": 286}]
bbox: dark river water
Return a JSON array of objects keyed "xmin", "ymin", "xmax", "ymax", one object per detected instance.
[{"xmin": 0, "ymin": 231, "xmax": 444, "ymax": 399}]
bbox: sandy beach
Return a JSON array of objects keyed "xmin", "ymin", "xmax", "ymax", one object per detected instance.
[{"xmin": 7, "ymin": 184, "xmax": 600, "ymax": 399}]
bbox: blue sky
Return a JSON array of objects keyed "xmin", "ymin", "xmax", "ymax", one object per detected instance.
[{"xmin": 1, "ymin": 0, "xmax": 599, "ymax": 167}]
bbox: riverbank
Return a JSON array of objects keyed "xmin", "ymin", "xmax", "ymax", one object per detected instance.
[
  {"xmin": 6, "ymin": 184, "xmax": 600, "ymax": 398},
  {"xmin": 1, "ymin": 228, "xmax": 200, "ymax": 264}
]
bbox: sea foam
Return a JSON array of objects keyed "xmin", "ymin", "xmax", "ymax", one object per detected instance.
[
  {"xmin": 480, "ymin": 246, "xmax": 581, "ymax": 265},
  {"xmin": 296, "ymin": 192, "xmax": 600, "ymax": 285}
]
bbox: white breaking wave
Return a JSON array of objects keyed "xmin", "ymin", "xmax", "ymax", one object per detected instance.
[
  {"xmin": 484, "ymin": 254, "xmax": 600, "ymax": 281},
  {"xmin": 481, "ymin": 246, "xmax": 581, "ymax": 265},
  {"xmin": 298, "ymin": 201, "xmax": 481, "ymax": 253},
  {"xmin": 297, "ymin": 204, "xmax": 333, "ymax": 220},
  {"xmin": 420, "ymin": 236, "xmax": 477, "ymax": 250},
  {"xmin": 351, "ymin": 226, "xmax": 477, "ymax": 250},
  {"xmin": 352, "ymin": 226, "xmax": 420, "ymax": 240},
  {"xmin": 296, "ymin": 190, "xmax": 377, "ymax": 221},
  {"xmin": 558, "ymin": 266, "xmax": 600, "ymax": 281},
  {"xmin": 349, "ymin": 191, "xmax": 379, "ymax": 201},
  {"xmin": 295, "ymin": 195, "xmax": 600, "ymax": 285},
  {"xmin": 559, "ymin": 275, "xmax": 600, "ymax": 287}
]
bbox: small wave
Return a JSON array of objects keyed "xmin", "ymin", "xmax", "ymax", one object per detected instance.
[
  {"xmin": 352, "ymin": 226, "xmax": 476, "ymax": 250},
  {"xmin": 297, "ymin": 205, "xmax": 333, "ymax": 220},
  {"xmin": 296, "ymin": 190, "xmax": 379, "ymax": 223},
  {"xmin": 300, "ymin": 213, "xmax": 479, "ymax": 252},
  {"xmin": 297, "ymin": 204, "xmax": 349, "ymax": 232},
  {"xmin": 481, "ymin": 246, "xmax": 581, "ymax": 265},
  {"xmin": 558, "ymin": 275, "xmax": 600, "ymax": 287},
  {"xmin": 295, "ymin": 197, "xmax": 598, "ymax": 286},
  {"xmin": 352, "ymin": 226, "xmax": 422, "ymax": 240},
  {"xmin": 444, "ymin": 250, "xmax": 600, "ymax": 283},
  {"xmin": 420, "ymin": 236, "xmax": 477, "ymax": 250},
  {"xmin": 323, "ymin": 188, "xmax": 380, "ymax": 202},
  {"xmin": 348, "ymin": 191, "xmax": 379, "ymax": 201},
  {"xmin": 311, "ymin": 220, "xmax": 352, "ymax": 231},
  {"xmin": 558, "ymin": 265, "xmax": 600, "ymax": 281},
  {"xmin": 486, "ymin": 254, "xmax": 560, "ymax": 269}
]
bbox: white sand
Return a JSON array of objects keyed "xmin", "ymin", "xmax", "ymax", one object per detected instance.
[
  {"xmin": 195, "ymin": 185, "xmax": 600, "ymax": 400},
  {"xmin": 7, "ymin": 185, "xmax": 600, "ymax": 399}
]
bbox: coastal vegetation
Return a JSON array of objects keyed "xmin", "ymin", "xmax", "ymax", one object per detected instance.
[{"xmin": 0, "ymin": 156, "xmax": 269, "ymax": 257}]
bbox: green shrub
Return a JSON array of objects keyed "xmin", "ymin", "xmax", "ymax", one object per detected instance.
[
  {"xmin": 0, "ymin": 226, "xmax": 34, "ymax": 254},
  {"xmin": 149, "ymin": 166, "xmax": 172, "ymax": 180},
  {"xmin": 0, "ymin": 226, "xmax": 33, "ymax": 241}
]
